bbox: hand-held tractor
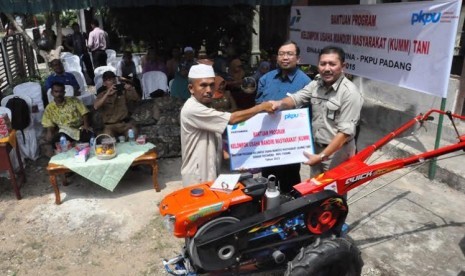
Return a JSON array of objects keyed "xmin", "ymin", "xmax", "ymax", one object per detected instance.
[{"xmin": 159, "ymin": 109, "xmax": 465, "ymax": 275}]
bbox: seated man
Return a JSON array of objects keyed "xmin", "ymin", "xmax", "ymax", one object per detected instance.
[
  {"xmin": 118, "ymin": 51, "xmax": 142, "ymax": 98},
  {"xmin": 45, "ymin": 59, "xmax": 80, "ymax": 96},
  {"xmin": 93, "ymin": 71, "xmax": 140, "ymax": 138},
  {"xmin": 42, "ymin": 82, "xmax": 93, "ymax": 156}
]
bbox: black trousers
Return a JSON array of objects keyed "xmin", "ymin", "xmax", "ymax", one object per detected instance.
[
  {"xmin": 51, "ymin": 129, "xmax": 94, "ymax": 146},
  {"xmin": 91, "ymin": 49, "xmax": 107, "ymax": 68},
  {"xmin": 81, "ymin": 52, "xmax": 95, "ymax": 82},
  {"xmin": 261, "ymin": 163, "xmax": 301, "ymax": 193}
]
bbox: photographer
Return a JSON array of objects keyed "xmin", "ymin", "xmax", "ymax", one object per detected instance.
[{"xmin": 94, "ymin": 71, "xmax": 140, "ymax": 138}]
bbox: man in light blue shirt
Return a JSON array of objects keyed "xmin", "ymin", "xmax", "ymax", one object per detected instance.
[
  {"xmin": 255, "ymin": 41, "xmax": 311, "ymax": 193},
  {"xmin": 256, "ymin": 42, "xmax": 311, "ymax": 103}
]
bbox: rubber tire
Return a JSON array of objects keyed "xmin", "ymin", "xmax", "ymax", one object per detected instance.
[{"xmin": 285, "ymin": 237, "xmax": 363, "ymax": 276}]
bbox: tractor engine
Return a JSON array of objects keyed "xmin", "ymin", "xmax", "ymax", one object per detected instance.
[{"xmin": 159, "ymin": 175, "xmax": 348, "ymax": 273}]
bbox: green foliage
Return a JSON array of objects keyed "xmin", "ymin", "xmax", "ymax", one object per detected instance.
[
  {"xmin": 35, "ymin": 14, "xmax": 45, "ymax": 26},
  {"xmin": 60, "ymin": 11, "xmax": 78, "ymax": 27}
]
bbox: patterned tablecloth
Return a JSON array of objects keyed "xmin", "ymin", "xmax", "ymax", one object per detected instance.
[{"xmin": 49, "ymin": 142, "xmax": 155, "ymax": 191}]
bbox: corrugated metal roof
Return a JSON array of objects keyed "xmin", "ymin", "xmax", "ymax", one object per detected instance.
[{"xmin": 0, "ymin": 0, "xmax": 292, "ymax": 13}]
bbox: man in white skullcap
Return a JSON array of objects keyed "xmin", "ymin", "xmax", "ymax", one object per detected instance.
[
  {"xmin": 170, "ymin": 46, "xmax": 197, "ymax": 101},
  {"xmin": 180, "ymin": 64, "xmax": 275, "ymax": 186}
]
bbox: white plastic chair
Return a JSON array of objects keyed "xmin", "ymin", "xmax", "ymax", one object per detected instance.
[
  {"xmin": 1, "ymin": 95, "xmax": 39, "ymax": 161},
  {"xmin": 13, "ymin": 82, "xmax": 43, "ymax": 112},
  {"xmin": 109, "ymin": 58, "xmax": 121, "ymax": 72},
  {"xmin": 94, "ymin": 75, "xmax": 104, "ymax": 91},
  {"xmin": 141, "ymin": 71, "xmax": 168, "ymax": 99},
  {"xmin": 94, "ymin": 65, "xmax": 116, "ymax": 91},
  {"xmin": 105, "ymin": 49, "xmax": 117, "ymax": 63},
  {"xmin": 1, "ymin": 94, "xmax": 32, "ymax": 111},
  {"xmin": 77, "ymin": 93, "xmax": 96, "ymax": 106},
  {"xmin": 47, "ymin": 85, "xmax": 74, "ymax": 104},
  {"xmin": 132, "ymin": 55, "xmax": 142, "ymax": 74},
  {"xmin": 94, "ymin": 65, "xmax": 116, "ymax": 77},
  {"xmin": 68, "ymin": 70, "xmax": 87, "ymax": 94},
  {"xmin": 67, "ymin": 71, "xmax": 95, "ymax": 106},
  {"xmin": 62, "ymin": 55, "xmax": 82, "ymax": 72},
  {"xmin": 2, "ymin": 94, "xmax": 34, "ymax": 132},
  {"xmin": 13, "ymin": 82, "xmax": 44, "ymax": 140},
  {"xmin": 115, "ymin": 60, "xmax": 123, "ymax": 77},
  {"xmin": 0, "ymin": 106, "xmax": 11, "ymax": 120},
  {"xmin": 60, "ymin": 52, "xmax": 74, "ymax": 59}
]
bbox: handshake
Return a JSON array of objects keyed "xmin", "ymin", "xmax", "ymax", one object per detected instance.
[{"xmin": 259, "ymin": 100, "xmax": 283, "ymax": 113}]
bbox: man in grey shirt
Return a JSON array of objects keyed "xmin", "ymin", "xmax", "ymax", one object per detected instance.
[{"xmin": 271, "ymin": 46, "xmax": 363, "ymax": 177}]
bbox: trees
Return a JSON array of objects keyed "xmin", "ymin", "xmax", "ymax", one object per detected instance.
[{"xmin": 4, "ymin": 12, "xmax": 64, "ymax": 74}]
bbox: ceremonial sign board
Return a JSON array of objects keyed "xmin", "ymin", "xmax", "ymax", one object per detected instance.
[
  {"xmin": 290, "ymin": 1, "xmax": 461, "ymax": 97},
  {"xmin": 227, "ymin": 108, "xmax": 313, "ymax": 170}
]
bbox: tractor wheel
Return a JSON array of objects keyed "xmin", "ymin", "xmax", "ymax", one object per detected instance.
[{"xmin": 285, "ymin": 237, "xmax": 363, "ymax": 276}]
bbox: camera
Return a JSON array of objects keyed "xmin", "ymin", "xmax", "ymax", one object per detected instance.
[{"xmin": 115, "ymin": 83, "xmax": 124, "ymax": 95}]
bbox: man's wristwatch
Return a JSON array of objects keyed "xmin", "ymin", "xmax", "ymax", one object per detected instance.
[{"xmin": 319, "ymin": 153, "xmax": 328, "ymax": 161}]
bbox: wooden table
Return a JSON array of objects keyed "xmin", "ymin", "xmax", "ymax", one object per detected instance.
[
  {"xmin": 46, "ymin": 149, "xmax": 159, "ymax": 204},
  {"xmin": 0, "ymin": 131, "xmax": 26, "ymax": 200}
]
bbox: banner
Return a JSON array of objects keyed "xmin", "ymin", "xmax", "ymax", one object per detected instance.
[
  {"xmin": 290, "ymin": 1, "xmax": 462, "ymax": 97},
  {"xmin": 227, "ymin": 109, "xmax": 313, "ymax": 170}
]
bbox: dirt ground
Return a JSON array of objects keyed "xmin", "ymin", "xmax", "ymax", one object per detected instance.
[
  {"xmin": 0, "ymin": 156, "xmax": 184, "ymax": 276},
  {"xmin": 1, "ymin": 153, "xmax": 465, "ymax": 276}
]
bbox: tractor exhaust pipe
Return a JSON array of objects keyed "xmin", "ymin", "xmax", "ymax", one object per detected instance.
[{"xmin": 265, "ymin": 175, "xmax": 280, "ymax": 210}]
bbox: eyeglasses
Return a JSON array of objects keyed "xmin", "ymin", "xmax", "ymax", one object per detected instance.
[{"xmin": 278, "ymin": 51, "xmax": 297, "ymax": 57}]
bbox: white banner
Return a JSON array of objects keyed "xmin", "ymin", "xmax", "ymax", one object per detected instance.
[
  {"xmin": 227, "ymin": 109, "xmax": 313, "ymax": 170},
  {"xmin": 290, "ymin": 1, "xmax": 462, "ymax": 97}
]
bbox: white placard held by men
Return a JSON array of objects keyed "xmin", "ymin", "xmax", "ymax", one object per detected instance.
[{"xmin": 227, "ymin": 108, "xmax": 313, "ymax": 170}]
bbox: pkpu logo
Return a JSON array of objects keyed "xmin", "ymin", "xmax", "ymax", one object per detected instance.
[
  {"xmin": 411, "ymin": 10, "xmax": 441, "ymax": 25},
  {"xmin": 231, "ymin": 122, "xmax": 245, "ymax": 130},
  {"xmin": 284, "ymin": 112, "xmax": 305, "ymax": 120},
  {"xmin": 289, "ymin": 9, "xmax": 301, "ymax": 27}
]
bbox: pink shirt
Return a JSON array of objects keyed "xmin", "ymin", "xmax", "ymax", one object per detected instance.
[{"xmin": 87, "ymin": 27, "xmax": 107, "ymax": 51}]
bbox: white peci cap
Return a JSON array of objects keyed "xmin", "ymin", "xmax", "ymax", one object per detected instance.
[
  {"xmin": 188, "ymin": 64, "xmax": 215, "ymax": 79},
  {"xmin": 184, "ymin": 46, "xmax": 194, "ymax": 53}
]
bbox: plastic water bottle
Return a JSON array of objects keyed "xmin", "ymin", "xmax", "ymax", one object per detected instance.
[
  {"xmin": 59, "ymin": 135, "xmax": 67, "ymax": 152},
  {"xmin": 128, "ymin": 128, "xmax": 135, "ymax": 145},
  {"xmin": 89, "ymin": 135, "xmax": 95, "ymax": 148}
]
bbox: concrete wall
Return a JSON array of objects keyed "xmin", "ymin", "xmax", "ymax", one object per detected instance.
[
  {"xmin": 355, "ymin": 76, "xmax": 460, "ymax": 115},
  {"xmin": 355, "ymin": 76, "xmax": 464, "ymax": 142}
]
